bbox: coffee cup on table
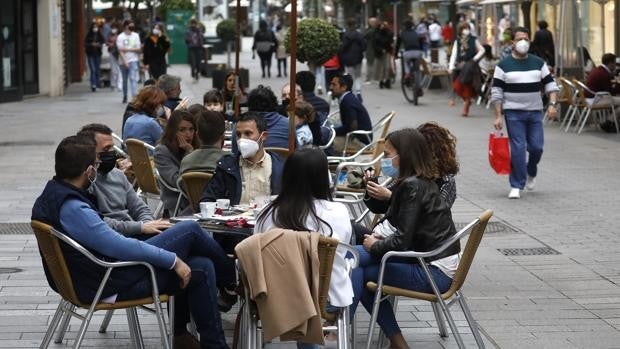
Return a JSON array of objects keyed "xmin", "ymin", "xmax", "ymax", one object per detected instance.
[
  {"xmin": 216, "ymin": 199, "xmax": 230, "ymax": 210},
  {"xmin": 200, "ymin": 202, "xmax": 216, "ymax": 218}
]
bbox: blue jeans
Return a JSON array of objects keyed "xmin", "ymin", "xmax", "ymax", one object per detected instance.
[
  {"xmin": 118, "ymin": 221, "xmax": 235, "ymax": 349},
  {"xmin": 350, "ymin": 246, "xmax": 453, "ymax": 338},
  {"xmin": 504, "ymin": 110, "xmax": 544, "ymax": 189},
  {"xmin": 120, "ymin": 61, "xmax": 139, "ymax": 100},
  {"xmin": 87, "ymin": 54, "xmax": 101, "ymax": 88}
]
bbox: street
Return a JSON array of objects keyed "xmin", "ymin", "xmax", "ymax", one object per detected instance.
[{"xmin": 1, "ymin": 38, "xmax": 620, "ymax": 348}]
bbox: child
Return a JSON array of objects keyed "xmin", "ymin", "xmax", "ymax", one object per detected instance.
[
  {"xmin": 203, "ymin": 89, "xmax": 224, "ymax": 112},
  {"xmin": 294, "ymin": 100, "xmax": 315, "ymax": 147}
]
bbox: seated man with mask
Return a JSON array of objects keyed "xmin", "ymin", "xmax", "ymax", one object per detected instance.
[
  {"xmin": 32, "ymin": 135, "xmax": 235, "ymax": 349},
  {"xmin": 77, "ymin": 124, "xmax": 170, "ymax": 237},
  {"xmin": 200, "ymin": 112, "xmax": 284, "ymax": 206}
]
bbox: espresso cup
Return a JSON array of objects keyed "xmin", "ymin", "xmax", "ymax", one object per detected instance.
[
  {"xmin": 200, "ymin": 202, "xmax": 216, "ymax": 218},
  {"xmin": 216, "ymin": 199, "xmax": 230, "ymax": 210}
]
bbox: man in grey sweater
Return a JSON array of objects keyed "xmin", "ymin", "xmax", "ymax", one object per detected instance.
[{"xmin": 78, "ymin": 124, "xmax": 171, "ymax": 236}]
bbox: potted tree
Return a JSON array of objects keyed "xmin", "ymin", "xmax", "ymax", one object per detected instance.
[
  {"xmin": 285, "ymin": 18, "xmax": 341, "ymax": 76},
  {"xmin": 216, "ymin": 18, "xmax": 237, "ymax": 68}
]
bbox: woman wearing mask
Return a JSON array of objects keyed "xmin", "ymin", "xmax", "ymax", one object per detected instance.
[
  {"xmin": 350, "ymin": 128, "xmax": 460, "ymax": 349},
  {"xmin": 143, "ymin": 23, "xmax": 171, "ymax": 79},
  {"xmin": 106, "ymin": 24, "xmax": 122, "ymax": 91},
  {"xmin": 85, "ymin": 22, "xmax": 106, "ymax": 92},
  {"xmin": 255, "ymin": 148, "xmax": 354, "ymax": 349},
  {"xmin": 448, "ymin": 22, "xmax": 484, "ymax": 116},
  {"xmin": 122, "ymin": 85, "xmax": 167, "ymax": 146},
  {"xmin": 355, "ymin": 122, "xmax": 459, "ymax": 243},
  {"xmin": 252, "ymin": 20, "xmax": 278, "ymax": 78},
  {"xmin": 154, "ymin": 110, "xmax": 200, "ymax": 216}
]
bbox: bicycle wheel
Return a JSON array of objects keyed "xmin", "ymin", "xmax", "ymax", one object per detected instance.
[{"xmin": 401, "ymin": 74, "xmax": 418, "ymax": 105}]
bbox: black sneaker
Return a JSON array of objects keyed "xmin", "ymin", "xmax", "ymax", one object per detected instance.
[{"xmin": 217, "ymin": 286, "xmax": 238, "ymax": 312}]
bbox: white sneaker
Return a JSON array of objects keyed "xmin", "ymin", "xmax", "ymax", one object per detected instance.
[
  {"xmin": 525, "ymin": 176, "xmax": 536, "ymax": 191},
  {"xmin": 508, "ymin": 188, "xmax": 520, "ymax": 199}
]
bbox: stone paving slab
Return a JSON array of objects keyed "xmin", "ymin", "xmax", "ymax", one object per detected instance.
[{"xmin": 2, "ymin": 36, "xmax": 620, "ymax": 348}]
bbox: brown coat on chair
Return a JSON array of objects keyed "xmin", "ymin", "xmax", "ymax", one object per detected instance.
[{"xmin": 235, "ymin": 229, "xmax": 324, "ymax": 344}]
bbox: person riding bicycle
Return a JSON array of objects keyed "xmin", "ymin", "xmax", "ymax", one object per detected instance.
[{"xmin": 395, "ymin": 18, "xmax": 424, "ymax": 95}]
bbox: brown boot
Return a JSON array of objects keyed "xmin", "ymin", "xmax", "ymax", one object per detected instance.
[
  {"xmin": 462, "ymin": 99, "xmax": 471, "ymax": 117},
  {"xmin": 174, "ymin": 332, "xmax": 201, "ymax": 349}
]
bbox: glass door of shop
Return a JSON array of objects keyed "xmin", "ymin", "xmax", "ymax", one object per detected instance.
[
  {"xmin": 0, "ymin": 0, "xmax": 21, "ymax": 102},
  {"xmin": 22, "ymin": 0, "xmax": 38, "ymax": 95}
]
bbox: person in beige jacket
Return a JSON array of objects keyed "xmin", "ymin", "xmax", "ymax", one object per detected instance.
[{"xmin": 235, "ymin": 229, "xmax": 324, "ymax": 345}]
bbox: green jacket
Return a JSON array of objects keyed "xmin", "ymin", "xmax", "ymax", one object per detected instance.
[{"xmin": 179, "ymin": 145, "xmax": 226, "ymax": 175}]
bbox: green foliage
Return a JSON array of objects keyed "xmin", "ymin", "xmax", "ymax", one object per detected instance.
[
  {"xmin": 285, "ymin": 18, "xmax": 340, "ymax": 66},
  {"xmin": 216, "ymin": 19, "xmax": 237, "ymax": 42},
  {"xmin": 160, "ymin": 0, "xmax": 194, "ymax": 11}
]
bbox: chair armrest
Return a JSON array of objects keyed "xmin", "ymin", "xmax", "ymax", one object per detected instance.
[
  {"xmin": 154, "ymin": 168, "xmax": 182, "ymax": 194},
  {"xmin": 113, "ymin": 145, "xmax": 128, "ymax": 159},
  {"xmin": 143, "ymin": 142, "xmax": 156, "ymax": 152},
  {"xmin": 319, "ymin": 126, "xmax": 337, "ymax": 150},
  {"xmin": 327, "ymin": 141, "xmax": 377, "ymax": 163}
]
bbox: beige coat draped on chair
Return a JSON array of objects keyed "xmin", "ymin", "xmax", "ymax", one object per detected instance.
[{"xmin": 235, "ymin": 229, "xmax": 324, "ymax": 344}]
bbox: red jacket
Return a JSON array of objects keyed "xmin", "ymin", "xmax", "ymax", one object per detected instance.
[{"xmin": 585, "ymin": 65, "xmax": 620, "ymax": 98}]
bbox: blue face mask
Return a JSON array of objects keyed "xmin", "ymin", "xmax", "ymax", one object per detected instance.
[{"xmin": 380, "ymin": 156, "xmax": 399, "ymax": 178}]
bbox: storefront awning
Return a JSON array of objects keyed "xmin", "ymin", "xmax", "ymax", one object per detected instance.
[
  {"xmin": 479, "ymin": 0, "xmax": 516, "ymax": 4},
  {"xmin": 456, "ymin": 0, "xmax": 479, "ymax": 5}
]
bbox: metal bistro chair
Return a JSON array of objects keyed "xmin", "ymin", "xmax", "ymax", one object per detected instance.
[
  {"xmin": 342, "ymin": 111, "xmax": 395, "ymax": 157},
  {"xmin": 420, "ymin": 59, "xmax": 450, "ymax": 91},
  {"xmin": 332, "ymin": 139, "xmax": 386, "ymax": 196},
  {"xmin": 31, "ymin": 220, "xmax": 174, "ymax": 349},
  {"xmin": 365, "ymin": 210, "xmax": 493, "ymax": 349},
  {"xmin": 571, "ymin": 79, "xmax": 619, "ymax": 134},
  {"xmin": 180, "ymin": 172, "xmax": 214, "ymax": 213},
  {"xmin": 239, "ymin": 233, "xmax": 359, "ymax": 349},
  {"xmin": 111, "ymin": 132, "xmax": 128, "ymax": 158},
  {"xmin": 125, "ymin": 139, "xmax": 184, "ymax": 217}
]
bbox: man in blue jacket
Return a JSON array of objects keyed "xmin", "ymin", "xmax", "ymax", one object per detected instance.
[
  {"xmin": 200, "ymin": 112, "xmax": 284, "ymax": 206},
  {"xmin": 329, "ymin": 73, "xmax": 373, "ymax": 153},
  {"xmin": 32, "ymin": 135, "xmax": 233, "ymax": 349}
]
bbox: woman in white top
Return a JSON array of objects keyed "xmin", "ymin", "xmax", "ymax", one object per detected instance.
[{"xmin": 254, "ymin": 148, "xmax": 353, "ymax": 349}]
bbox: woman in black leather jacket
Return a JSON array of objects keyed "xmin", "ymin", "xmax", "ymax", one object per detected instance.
[{"xmin": 350, "ymin": 128, "xmax": 460, "ymax": 349}]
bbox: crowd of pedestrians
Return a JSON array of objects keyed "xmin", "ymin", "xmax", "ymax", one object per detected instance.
[{"xmin": 35, "ymin": 9, "xmax": 620, "ymax": 349}]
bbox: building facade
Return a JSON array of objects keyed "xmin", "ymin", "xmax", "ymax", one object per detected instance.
[{"xmin": 0, "ymin": 0, "xmax": 84, "ymax": 103}]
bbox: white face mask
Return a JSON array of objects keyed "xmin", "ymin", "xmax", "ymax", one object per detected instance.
[
  {"xmin": 461, "ymin": 29, "xmax": 470, "ymax": 37},
  {"xmin": 237, "ymin": 134, "xmax": 263, "ymax": 159},
  {"xmin": 93, "ymin": 27, "xmax": 99, "ymax": 33},
  {"xmin": 153, "ymin": 28, "xmax": 161, "ymax": 36},
  {"xmin": 515, "ymin": 39, "xmax": 530, "ymax": 55}
]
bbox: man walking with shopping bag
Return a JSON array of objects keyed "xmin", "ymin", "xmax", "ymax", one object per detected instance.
[{"xmin": 491, "ymin": 27, "xmax": 559, "ymax": 199}]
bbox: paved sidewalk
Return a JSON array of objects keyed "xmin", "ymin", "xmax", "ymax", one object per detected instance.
[{"xmin": 1, "ymin": 37, "xmax": 620, "ymax": 348}]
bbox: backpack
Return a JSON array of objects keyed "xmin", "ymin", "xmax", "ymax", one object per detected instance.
[{"xmin": 187, "ymin": 30, "xmax": 202, "ymax": 47}]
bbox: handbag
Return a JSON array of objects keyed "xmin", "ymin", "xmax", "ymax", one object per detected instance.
[
  {"xmin": 488, "ymin": 131, "xmax": 511, "ymax": 175},
  {"xmin": 255, "ymin": 41, "xmax": 274, "ymax": 53}
]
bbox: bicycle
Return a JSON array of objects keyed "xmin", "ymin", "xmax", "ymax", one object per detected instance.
[{"xmin": 400, "ymin": 51, "xmax": 423, "ymax": 105}]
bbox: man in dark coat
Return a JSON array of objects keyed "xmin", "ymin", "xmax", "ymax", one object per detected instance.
[{"xmin": 340, "ymin": 18, "xmax": 367, "ymax": 100}]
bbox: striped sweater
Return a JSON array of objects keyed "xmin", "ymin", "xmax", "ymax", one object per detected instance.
[{"xmin": 491, "ymin": 54, "xmax": 558, "ymax": 111}]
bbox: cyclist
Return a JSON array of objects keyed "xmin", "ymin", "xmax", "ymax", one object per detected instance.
[{"xmin": 395, "ymin": 18, "xmax": 424, "ymax": 96}]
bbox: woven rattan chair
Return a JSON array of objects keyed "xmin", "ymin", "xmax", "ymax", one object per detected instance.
[
  {"xmin": 238, "ymin": 233, "xmax": 358, "ymax": 349},
  {"xmin": 364, "ymin": 210, "xmax": 493, "ymax": 349},
  {"xmin": 31, "ymin": 220, "xmax": 174, "ymax": 349},
  {"xmin": 570, "ymin": 79, "xmax": 619, "ymax": 134},
  {"xmin": 180, "ymin": 172, "xmax": 214, "ymax": 213},
  {"xmin": 265, "ymin": 147, "xmax": 292, "ymax": 159},
  {"xmin": 125, "ymin": 138, "xmax": 184, "ymax": 217}
]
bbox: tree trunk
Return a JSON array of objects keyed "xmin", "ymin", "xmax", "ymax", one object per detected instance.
[{"xmin": 227, "ymin": 41, "xmax": 232, "ymax": 68}]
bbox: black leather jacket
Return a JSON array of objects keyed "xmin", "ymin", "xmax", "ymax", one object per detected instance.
[{"xmin": 369, "ymin": 176, "xmax": 460, "ymax": 262}]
